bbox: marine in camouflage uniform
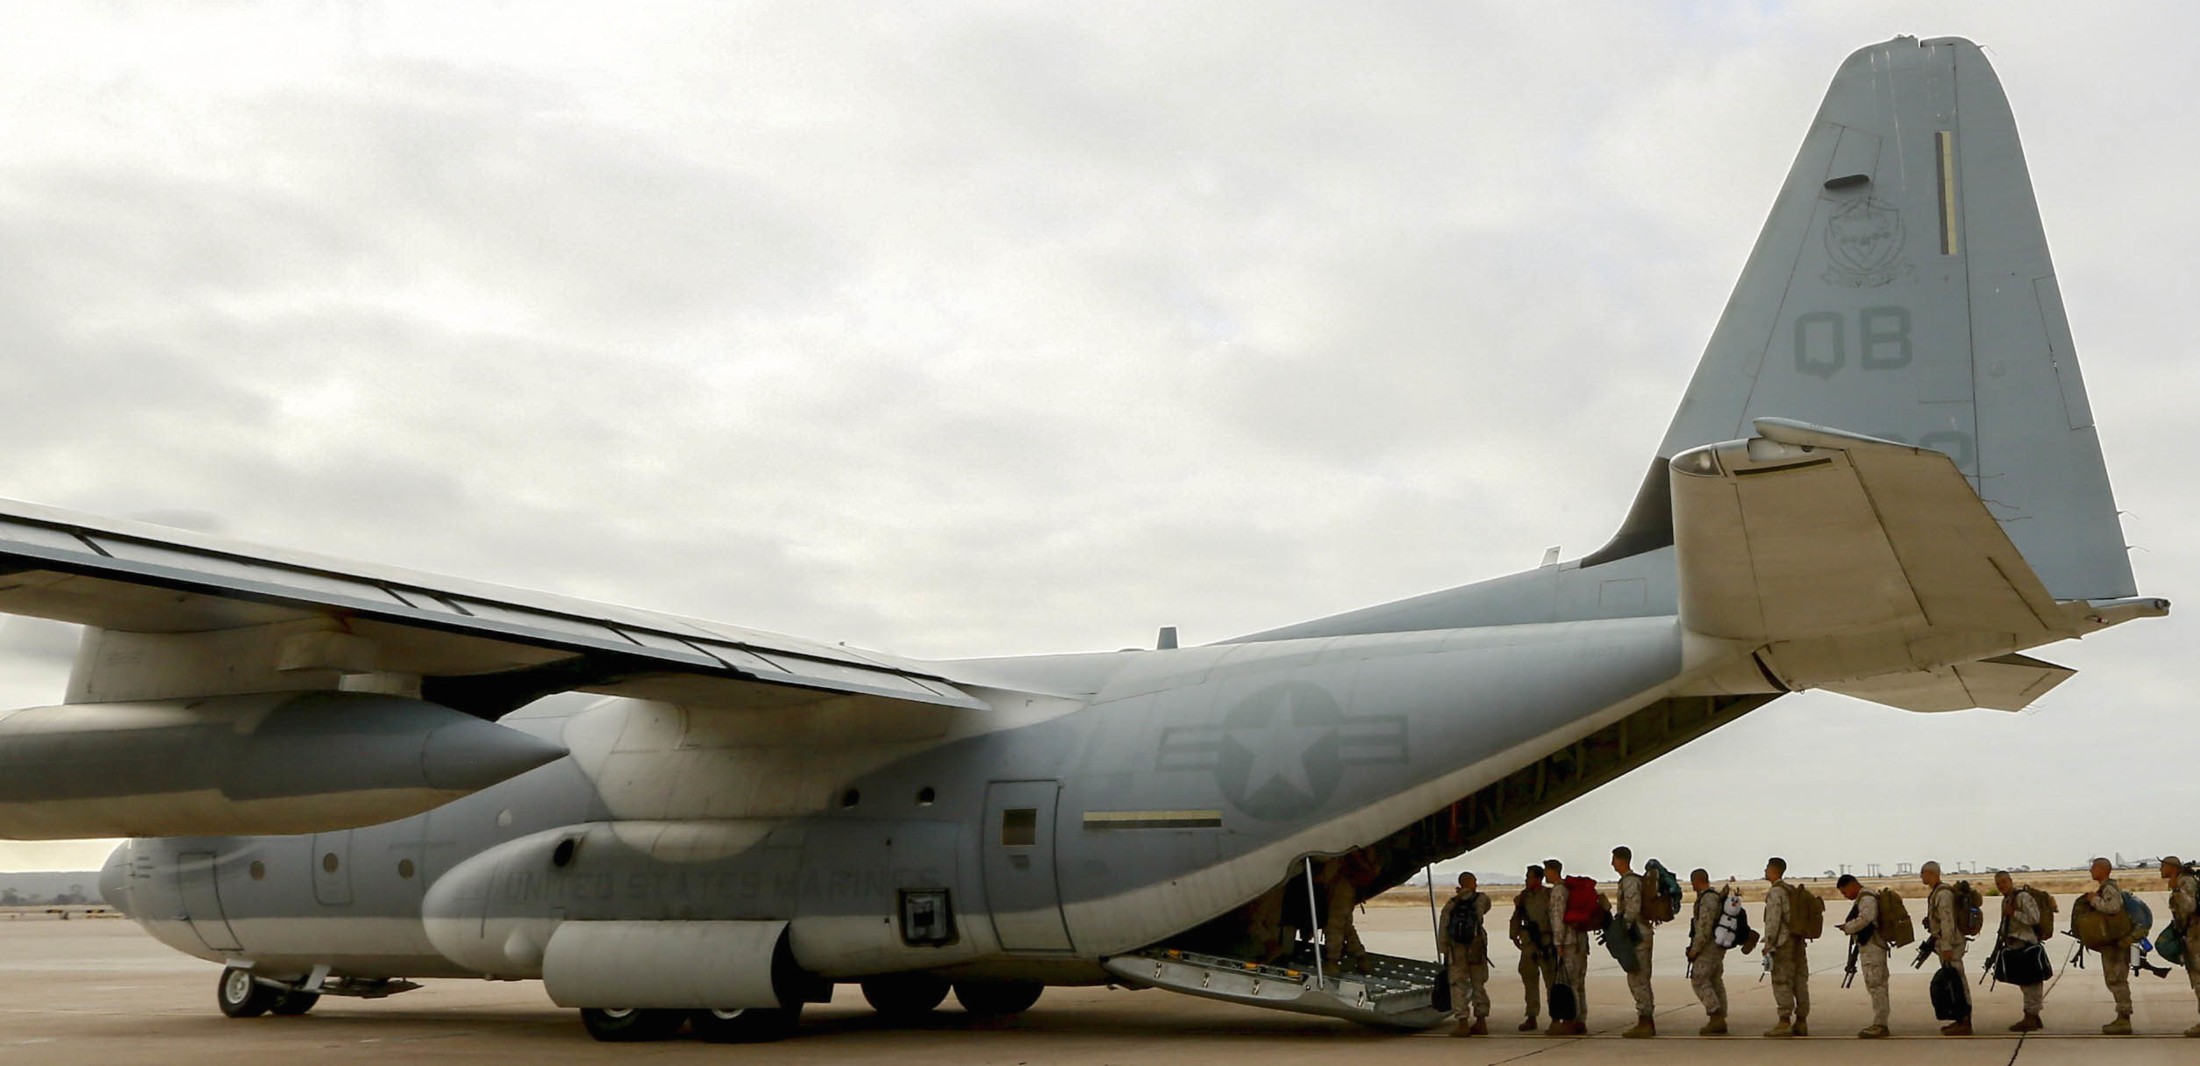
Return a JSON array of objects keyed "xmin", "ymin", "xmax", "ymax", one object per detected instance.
[
  {"xmin": 1612, "ymin": 847, "xmax": 1655, "ymax": 1037},
  {"xmin": 1836, "ymin": 874, "xmax": 1890, "ymax": 1038},
  {"xmin": 2078, "ymin": 857, "xmax": 2133, "ymax": 1034},
  {"xmin": 1761, "ymin": 857, "xmax": 1809, "ymax": 1037},
  {"xmin": 1438, "ymin": 872, "xmax": 1492, "ymax": 1037},
  {"xmin": 1994, "ymin": 871, "xmax": 2046, "ymax": 1032},
  {"xmin": 1542, "ymin": 858, "xmax": 1589, "ymax": 1036},
  {"xmin": 1923, "ymin": 861, "xmax": 1971, "ymax": 1036},
  {"xmin": 1510, "ymin": 867, "xmax": 1553, "ymax": 1031},
  {"xmin": 2165, "ymin": 856, "xmax": 2200, "ymax": 1039},
  {"xmin": 1685, "ymin": 868, "xmax": 1728, "ymax": 1035}
]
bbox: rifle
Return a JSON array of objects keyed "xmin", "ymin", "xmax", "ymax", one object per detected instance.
[
  {"xmin": 1980, "ymin": 912, "xmax": 2010, "ymax": 988},
  {"xmin": 1911, "ymin": 934, "xmax": 1937, "ymax": 970},
  {"xmin": 1843, "ymin": 937, "xmax": 1859, "ymax": 989}
]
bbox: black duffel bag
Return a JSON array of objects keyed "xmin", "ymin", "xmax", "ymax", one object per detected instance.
[
  {"xmin": 1995, "ymin": 942, "xmax": 2054, "ymax": 986},
  {"xmin": 1930, "ymin": 962, "xmax": 1968, "ymax": 1021}
]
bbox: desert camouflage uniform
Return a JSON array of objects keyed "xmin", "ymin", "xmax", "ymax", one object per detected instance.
[
  {"xmin": 1547, "ymin": 879, "xmax": 1589, "ymax": 1021},
  {"xmin": 1687, "ymin": 888, "xmax": 1727, "ymax": 1019},
  {"xmin": 1439, "ymin": 890, "xmax": 1492, "ymax": 1023},
  {"xmin": 1839, "ymin": 890, "xmax": 1890, "ymax": 1029},
  {"xmin": 1927, "ymin": 882, "xmax": 1972, "ymax": 1020},
  {"xmin": 1763, "ymin": 880, "xmax": 1810, "ymax": 1024},
  {"xmin": 1617, "ymin": 871, "xmax": 1654, "ymax": 1017},
  {"xmin": 2079, "ymin": 877, "xmax": 2131, "ymax": 1015},
  {"xmin": 2004, "ymin": 889, "xmax": 2046, "ymax": 1017},
  {"xmin": 1511, "ymin": 884, "xmax": 1553, "ymax": 1022},
  {"xmin": 2175, "ymin": 872, "xmax": 2200, "ymax": 1014},
  {"xmin": 1321, "ymin": 865, "xmax": 1366, "ymax": 970}
]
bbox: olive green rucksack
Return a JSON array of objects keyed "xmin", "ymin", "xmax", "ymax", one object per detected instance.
[
  {"xmin": 1788, "ymin": 884, "xmax": 1826, "ymax": 939},
  {"xmin": 2019, "ymin": 886, "xmax": 2057, "ymax": 942},
  {"xmin": 1874, "ymin": 888, "xmax": 1915, "ymax": 947}
]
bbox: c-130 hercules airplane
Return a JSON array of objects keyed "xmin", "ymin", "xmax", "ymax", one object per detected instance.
[{"xmin": 0, "ymin": 35, "xmax": 2166, "ymax": 1042}]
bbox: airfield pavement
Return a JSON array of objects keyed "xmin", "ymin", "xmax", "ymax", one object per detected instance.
[{"xmin": 3, "ymin": 894, "xmax": 2197, "ymax": 1065}]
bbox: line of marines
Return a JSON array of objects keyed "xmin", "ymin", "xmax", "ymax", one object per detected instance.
[{"xmin": 1432, "ymin": 850, "xmax": 2200, "ymax": 1039}]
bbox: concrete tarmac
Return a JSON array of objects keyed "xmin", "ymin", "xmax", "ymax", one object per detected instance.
[{"xmin": 3, "ymin": 894, "xmax": 2196, "ymax": 1065}]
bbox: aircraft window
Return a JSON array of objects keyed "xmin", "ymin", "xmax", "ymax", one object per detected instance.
[
  {"xmin": 321, "ymin": 853, "xmax": 340, "ymax": 874},
  {"xmin": 840, "ymin": 788, "xmax": 861, "ymax": 809},
  {"xmin": 1001, "ymin": 808, "xmax": 1037, "ymax": 847},
  {"xmin": 552, "ymin": 839, "xmax": 578, "ymax": 867},
  {"xmin": 916, "ymin": 787, "xmax": 935, "ymax": 807},
  {"xmin": 397, "ymin": 859, "xmax": 416, "ymax": 880},
  {"xmin": 249, "ymin": 861, "xmax": 266, "ymax": 881}
]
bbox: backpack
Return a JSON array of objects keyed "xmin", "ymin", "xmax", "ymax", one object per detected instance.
[
  {"xmin": 2161, "ymin": 921, "xmax": 2188, "ymax": 966},
  {"xmin": 1445, "ymin": 893, "xmax": 1484, "ymax": 947},
  {"xmin": 2124, "ymin": 894, "xmax": 2153, "ymax": 939},
  {"xmin": 1953, "ymin": 881, "xmax": 1985, "ymax": 937},
  {"xmin": 1561, "ymin": 876, "xmax": 1606, "ymax": 931},
  {"xmin": 2019, "ymin": 886, "xmax": 2057, "ymax": 942},
  {"xmin": 1994, "ymin": 941, "xmax": 2052, "ymax": 986},
  {"xmin": 1641, "ymin": 861, "xmax": 1681, "ymax": 923},
  {"xmin": 1548, "ymin": 980, "xmax": 1578, "ymax": 1022},
  {"xmin": 1875, "ymin": 887, "xmax": 1915, "ymax": 947},
  {"xmin": 1710, "ymin": 890, "xmax": 1746, "ymax": 949},
  {"xmin": 2073, "ymin": 894, "xmax": 2134, "ymax": 949},
  {"xmin": 1787, "ymin": 884, "xmax": 1825, "ymax": 940}
]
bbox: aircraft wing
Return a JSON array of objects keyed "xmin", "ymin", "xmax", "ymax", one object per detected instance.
[{"xmin": 0, "ymin": 496, "xmax": 985, "ymax": 718}]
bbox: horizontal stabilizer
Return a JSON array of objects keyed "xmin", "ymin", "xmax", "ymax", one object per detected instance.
[
  {"xmin": 1671, "ymin": 418, "xmax": 2154, "ymax": 690},
  {"xmin": 1824, "ymin": 653, "xmax": 2073, "ymax": 713}
]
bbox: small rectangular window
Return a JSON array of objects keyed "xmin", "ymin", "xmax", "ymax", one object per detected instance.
[{"xmin": 1001, "ymin": 807, "xmax": 1037, "ymax": 847}]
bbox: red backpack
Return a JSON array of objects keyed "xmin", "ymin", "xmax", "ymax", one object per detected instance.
[{"xmin": 1561, "ymin": 875, "xmax": 1606, "ymax": 931}]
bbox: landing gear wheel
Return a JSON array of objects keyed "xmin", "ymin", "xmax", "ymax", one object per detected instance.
[
  {"xmin": 217, "ymin": 967, "xmax": 280, "ymax": 1019},
  {"xmin": 269, "ymin": 990, "xmax": 321, "ymax": 1016},
  {"xmin": 578, "ymin": 1007, "xmax": 686, "ymax": 1042},
  {"xmin": 861, "ymin": 973, "xmax": 951, "ymax": 1019},
  {"xmin": 690, "ymin": 1005, "xmax": 801, "ymax": 1043},
  {"xmin": 953, "ymin": 979, "xmax": 1043, "ymax": 1016}
]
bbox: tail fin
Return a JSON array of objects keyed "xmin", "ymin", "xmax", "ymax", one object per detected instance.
[{"xmin": 1656, "ymin": 36, "xmax": 2134, "ymax": 602}]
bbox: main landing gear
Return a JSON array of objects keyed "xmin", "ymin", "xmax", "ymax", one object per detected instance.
[{"xmin": 577, "ymin": 1005, "xmax": 802, "ymax": 1043}]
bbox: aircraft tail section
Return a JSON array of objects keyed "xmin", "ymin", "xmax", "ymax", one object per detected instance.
[{"xmin": 1652, "ymin": 35, "xmax": 2133, "ymax": 603}]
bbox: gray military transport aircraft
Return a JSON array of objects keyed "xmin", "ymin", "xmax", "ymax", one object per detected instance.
[{"xmin": 0, "ymin": 35, "xmax": 2167, "ymax": 1043}]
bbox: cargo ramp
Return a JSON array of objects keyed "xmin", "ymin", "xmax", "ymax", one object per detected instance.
[{"xmin": 1103, "ymin": 945, "xmax": 1445, "ymax": 1029}]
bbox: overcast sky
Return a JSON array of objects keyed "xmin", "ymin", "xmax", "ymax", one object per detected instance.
[{"xmin": 1, "ymin": 2, "xmax": 2193, "ymax": 881}]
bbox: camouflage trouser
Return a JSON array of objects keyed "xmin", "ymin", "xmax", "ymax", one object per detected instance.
[
  {"xmin": 2186, "ymin": 954, "xmax": 2200, "ymax": 1011},
  {"xmin": 1690, "ymin": 949, "xmax": 1726, "ymax": 1017},
  {"xmin": 1770, "ymin": 942, "xmax": 1809, "ymax": 1021},
  {"xmin": 1517, "ymin": 944, "xmax": 1548, "ymax": 1018},
  {"xmin": 2020, "ymin": 981, "xmax": 2044, "ymax": 1015},
  {"xmin": 1321, "ymin": 897, "xmax": 1363, "ymax": 967},
  {"xmin": 2101, "ymin": 944, "xmax": 2132, "ymax": 1014},
  {"xmin": 1555, "ymin": 939, "xmax": 1589, "ymax": 1018},
  {"xmin": 1447, "ymin": 954, "xmax": 1490, "ymax": 1021},
  {"xmin": 1859, "ymin": 941, "xmax": 1889, "ymax": 1027},
  {"xmin": 1627, "ymin": 927, "xmax": 1654, "ymax": 1016},
  {"xmin": 1942, "ymin": 940, "xmax": 1971, "ymax": 1018}
]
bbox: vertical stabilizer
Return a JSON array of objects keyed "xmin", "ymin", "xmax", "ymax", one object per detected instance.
[{"xmin": 1659, "ymin": 36, "xmax": 2133, "ymax": 602}]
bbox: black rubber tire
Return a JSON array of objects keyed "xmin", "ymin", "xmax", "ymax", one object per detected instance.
[
  {"xmin": 578, "ymin": 1007, "xmax": 686, "ymax": 1042},
  {"xmin": 217, "ymin": 967, "xmax": 280, "ymax": 1019},
  {"xmin": 952, "ymin": 979, "xmax": 1044, "ymax": 1016},
  {"xmin": 269, "ymin": 990, "xmax": 321, "ymax": 1016},
  {"xmin": 860, "ymin": 973, "xmax": 951, "ymax": 1019},
  {"xmin": 690, "ymin": 1005, "xmax": 801, "ymax": 1043}
]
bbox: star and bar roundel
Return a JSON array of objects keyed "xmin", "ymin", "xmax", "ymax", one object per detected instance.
[{"xmin": 1155, "ymin": 682, "xmax": 1410, "ymax": 820}]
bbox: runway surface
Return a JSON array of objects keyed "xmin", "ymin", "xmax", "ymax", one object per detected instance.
[{"xmin": 3, "ymin": 894, "xmax": 2195, "ymax": 1064}]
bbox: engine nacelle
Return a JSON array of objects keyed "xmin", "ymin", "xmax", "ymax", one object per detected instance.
[{"xmin": 0, "ymin": 691, "xmax": 566, "ymax": 838}]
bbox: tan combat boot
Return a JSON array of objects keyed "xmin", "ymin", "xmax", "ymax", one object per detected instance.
[
  {"xmin": 1698, "ymin": 1013, "xmax": 1727, "ymax": 1036},
  {"xmin": 2184, "ymin": 1022, "xmax": 2200, "ymax": 1038},
  {"xmin": 1450, "ymin": 1019, "xmax": 1474, "ymax": 1037},
  {"xmin": 1468, "ymin": 1018, "xmax": 1487, "ymax": 1036},
  {"xmin": 1791, "ymin": 1018, "xmax": 1808, "ymax": 1037},
  {"xmin": 1764, "ymin": 1017, "xmax": 1793, "ymax": 1038},
  {"xmin": 2008, "ymin": 1012, "xmax": 2041, "ymax": 1032},
  {"xmin": 1857, "ymin": 1025, "xmax": 1890, "ymax": 1039},
  {"xmin": 1941, "ymin": 1019, "xmax": 1971, "ymax": 1036},
  {"xmin": 1621, "ymin": 1015, "xmax": 1654, "ymax": 1038},
  {"xmin": 2101, "ymin": 1013, "xmax": 2132, "ymax": 1035},
  {"xmin": 1517, "ymin": 1016, "xmax": 1538, "ymax": 1032}
]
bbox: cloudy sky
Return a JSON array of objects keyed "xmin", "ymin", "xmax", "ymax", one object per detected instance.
[{"xmin": 0, "ymin": 2, "xmax": 2193, "ymax": 881}]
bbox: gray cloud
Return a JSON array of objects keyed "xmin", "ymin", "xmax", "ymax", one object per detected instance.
[{"xmin": 1, "ymin": 2, "xmax": 2195, "ymax": 875}]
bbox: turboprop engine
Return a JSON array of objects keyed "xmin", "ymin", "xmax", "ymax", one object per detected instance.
[{"xmin": 0, "ymin": 691, "xmax": 566, "ymax": 838}]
